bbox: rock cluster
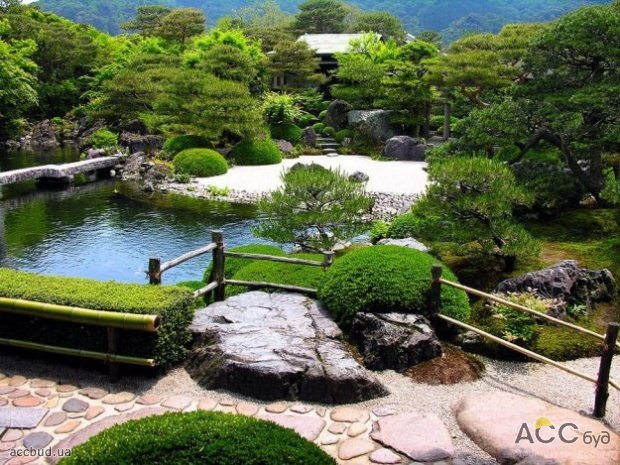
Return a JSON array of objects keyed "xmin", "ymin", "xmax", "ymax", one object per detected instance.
[
  {"xmin": 347, "ymin": 110, "xmax": 395, "ymax": 145},
  {"xmin": 382, "ymin": 136, "xmax": 427, "ymax": 161}
]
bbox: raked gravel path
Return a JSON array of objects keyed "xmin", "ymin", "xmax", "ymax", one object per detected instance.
[{"xmin": 0, "ymin": 352, "xmax": 617, "ymax": 465}]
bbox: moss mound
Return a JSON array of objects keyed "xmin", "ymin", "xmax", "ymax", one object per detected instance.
[
  {"xmin": 173, "ymin": 149, "xmax": 228, "ymax": 177},
  {"xmin": 270, "ymin": 124, "xmax": 302, "ymax": 143},
  {"xmin": 164, "ymin": 135, "xmax": 213, "ymax": 157},
  {"xmin": 59, "ymin": 411, "xmax": 335, "ymax": 465},
  {"xmin": 318, "ymin": 246, "xmax": 470, "ymax": 326},
  {"xmin": 230, "ymin": 139, "xmax": 282, "ymax": 166},
  {"xmin": 203, "ymin": 244, "xmax": 286, "ymax": 282}
]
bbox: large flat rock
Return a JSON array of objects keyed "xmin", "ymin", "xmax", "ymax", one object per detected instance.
[
  {"xmin": 187, "ymin": 292, "xmax": 387, "ymax": 404},
  {"xmin": 454, "ymin": 392, "xmax": 619, "ymax": 465}
]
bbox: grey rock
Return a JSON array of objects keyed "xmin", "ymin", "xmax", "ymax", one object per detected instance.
[
  {"xmin": 347, "ymin": 110, "xmax": 395, "ymax": 145},
  {"xmin": 187, "ymin": 291, "xmax": 387, "ymax": 404},
  {"xmin": 28, "ymin": 120, "xmax": 58, "ymax": 149},
  {"xmin": 301, "ymin": 127, "xmax": 318, "ymax": 147},
  {"xmin": 62, "ymin": 398, "xmax": 89, "ymax": 413},
  {"xmin": 349, "ymin": 171, "xmax": 369, "ymax": 183},
  {"xmin": 0, "ymin": 407, "xmax": 48, "ymax": 428},
  {"xmin": 142, "ymin": 181, "xmax": 155, "ymax": 192},
  {"xmin": 350, "ymin": 313, "xmax": 442, "ymax": 372},
  {"xmin": 325, "ymin": 100, "xmax": 352, "ymax": 132},
  {"xmin": 23, "ymin": 431, "xmax": 53, "ymax": 449},
  {"xmin": 377, "ymin": 237, "xmax": 430, "ymax": 253},
  {"xmin": 382, "ymin": 136, "xmax": 426, "ymax": 161},
  {"xmin": 86, "ymin": 148, "xmax": 106, "ymax": 159},
  {"xmin": 276, "ymin": 139, "xmax": 294, "ymax": 154},
  {"xmin": 119, "ymin": 131, "xmax": 164, "ymax": 154}
]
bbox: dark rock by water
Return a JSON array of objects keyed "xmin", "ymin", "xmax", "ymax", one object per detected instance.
[
  {"xmin": 187, "ymin": 292, "xmax": 387, "ymax": 404},
  {"xmin": 28, "ymin": 120, "xmax": 58, "ymax": 149},
  {"xmin": 119, "ymin": 131, "xmax": 164, "ymax": 154},
  {"xmin": 350, "ymin": 313, "xmax": 442, "ymax": 372}
]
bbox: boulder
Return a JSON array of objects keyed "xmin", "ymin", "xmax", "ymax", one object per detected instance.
[
  {"xmin": 121, "ymin": 152, "xmax": 146, "ymax": 180},
  {"xmin": 325, "ymin": 100, "xmax": 352, "ymax": 132},
  {"xmin": 276, "ymin": 139, "xmax": 294, "ymax": 155},
  {"xmin": 350, "ymin": 313, "xmax": 442, "ymax": 372},
  {"xmin": 187, "ymin": 292, "xmax": 387, "ymax": 404},
  {"xmin": 29, "ymin": 120, "xmax": 58, "ymax": 149},
  {"xmin": 119, "ymin": 131, "xmax": 164, "ymax": 154},
  {"xmin": 495, "ymin": 260, "xmax": 616, "ymax": 313},
  {"xmin": 347, "ymin": 110, "xmax": 394, "ymax": 145},
  {"xmin": 455, "ymin": 392, "xmax": 619, "ymax": 465},
  {"xmin": 377, "ymin": 237, "xmax": 430, "ymax": 253},
  {"xmin": 86, "ymin": 148, "xmax": 106, "ymax": 160},
  {"xmin": 382, "ymin": 136, "xmax": 426, "ymax": 161},
  {"xmin": 301, "ymin": 127, "xmax": 317, "ymax": 147},
  {"xmin": 349, "ymin": 171, "xmax": 369, "ymax": 183}
]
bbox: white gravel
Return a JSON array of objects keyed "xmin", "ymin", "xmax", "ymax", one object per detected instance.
[
  {"xmin": 198, "ymin": 155, "xmax": 429, "ymax": 195},
  {"xmin": 1, "ymin": 352, "xmax": 617, "ymax": 465}
]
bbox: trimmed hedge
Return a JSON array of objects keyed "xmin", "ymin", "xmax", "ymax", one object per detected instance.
[
  {"xmin": 203, "ymin": 244, "xmax": 286, "ymax": 282},
  {"xmin": 312, "ymin": 122, "xmax": 326, "ymax": 134},
  {"xmin": 226, "ymin": 253, "xmax": 326, "ymax": 297},
  {"xmin": 318, "ymin": 246, "xmax": 470, "ymax": 326},
  {"xmin": 335, "ymin": 129, "xmax": 353, "ymax": 143},
  {"xmin": 0, "ymin": 269, "xmax": 193, "ymax": 369},
  {"xmin": 322, "ymin": 126, "xmax": 336, "ymax": 137},
  {"xmin": 173, "ymin": 149, "xmax": 228, "ymax": 177},
  {"xmin": 163, "ymin": 135, "xmax": 214, "ymax": 157},
  {"xmin": 59, "ymin": 411, "xmax": 335, "ymax": 465},
  {"xmin": 230, "ymin": 139, "xmax": 282, "ymax": 166},
  {"xmin": 270, "ymin": 124, "xmax": 302, "ymax": 143}
]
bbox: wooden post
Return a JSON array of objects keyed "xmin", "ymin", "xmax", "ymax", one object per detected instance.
[
  {"xmin": 107, "ymin": 327, "xmax": 120, "ymax": 383},
  {"xmin": 148, "ymin": 257, "xmax": 161, "ymax": 285},
  {"xmin": 212, "ymin": 231, "xmax": 226, "ymax": 302},
  {"xmin": 422, "ymin": 101, "xmax": 431, "ymax": 139},
  {"xmin": 594, "ymin": 322, "xmax": 619, "ymax": 418},
  {"xmin": 322, "ymin": 251, "xmax": 335, "ymax": 268},
  {"xmin": 443, "ymin": 102, "xmax": 451, "ymax": 140}
]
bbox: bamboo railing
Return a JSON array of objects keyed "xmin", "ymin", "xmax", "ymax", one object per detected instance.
[{"xmin": 429, "ymin": 264, "xmax": 620, "ymax": 418}]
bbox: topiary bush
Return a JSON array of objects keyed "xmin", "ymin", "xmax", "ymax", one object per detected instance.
[
  {"xmin": 318, "ymin": 246, "xmax": 470, "ymax": 326},
  {"xmin": 173, "ymin": 149, "xmax": 228, "ymax": 177},
  {"xmin": 0, "ymin": 269, "xmax": 193, "ymax": 369},
  {"xmin": 335, "ymin": 129, "xmax": 353, "ymax": 143},
  {"xmin": 59, "ymin": 411, "xmax": 336, "ymax": 465},
  {"xmin": 318, "ymin": 109, "xmax": 328, "ymax": 120},
  {"xmin": 163, "ymin": 135, "xmax": 214, "ymax": 158},
  {"xmin": 312, "ymin": 122, "xmax": 326, "ymax": 134},
  {"xmin": 203, "ymin": 244, "xmax": 286, "ymax": 282},
  {"xmin": 322, "ymin": 126, "xmax": 336, "ymax": 137},
  {"xmin": 230, "ymin": 139, "xmax": 282, "ymax": 166},
  {"xmin": 270, "ymin": 124, "xmax": 302, "ymax": 143}
]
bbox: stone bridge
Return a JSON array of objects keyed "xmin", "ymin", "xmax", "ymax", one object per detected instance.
[{"xmin": 0, "ymin": 156, "xmax": 123, "ymax": 187}]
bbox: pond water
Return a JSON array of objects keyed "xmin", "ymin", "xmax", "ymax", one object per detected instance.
[{"xmin": 0, "ymin": 148, "xmax": 272, "ymax": 284}]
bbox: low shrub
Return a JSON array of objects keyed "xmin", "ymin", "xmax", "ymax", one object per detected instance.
[
  {"xmin": 60, "ymin": 411, "xmax": 336, "ymax": 465},
  {"xmin": 163, "ymin": 135, "xmax": 213, "ymax": 157},
  {"xmin": 270, "ymin": 124, "xmax": 302, "ymax": 143},
  {"xmin": 226, "ymin": 253, "xmax": 326, "ymax": 297},
  {"xmin": 88, "ymin": 128, "xmax": 117, "ymax": 149},
  {"xmin": 430, "ymin": 115, "xmax": 459, "ymax": 131},
  {"xmin": 318, "ymin": 109, "xmax": 328, "ymax": 120},
  {"xmin": 173, "ymin": 149, "xmax": 228, "ymax": 177},
  {"xmin": 318, "ymin": 246, "xmax": 470, "ymax": 326},
  {"xmin": 322, "ymin": 126, "xmax": 336, "ymax": 137},
  {"xmin": 369, "ymin": 220, "xmax": 389, "ymax": 243},
  {"xmin": 0, "ymin": 269, "xmax": 193, "ymax": 369},
  {"xmin": 230, "ymin": 139, "xmax": 282, "ymax": 166},
  {"xmin": 297, "ymin": 113, "xmax": 315, "ymax": 128},
  {"xmin": 386, "ymin": 213, "xmax": 424, "ymax": 239},
  {"xmin": 335, "ymin": 129, "xmax": 353, "ymax": 143},
  {"xmin": 312, "ymin": 122, "xmax": 326, "ymax": 134},
  {"xmin": 203, "ymin": 244, "xmax": 286, "ymax": 282}
]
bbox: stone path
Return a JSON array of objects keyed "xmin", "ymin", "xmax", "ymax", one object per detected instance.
[{"xmin": 0, "ymin": 372, "xmax": 455, "ymax": 465}]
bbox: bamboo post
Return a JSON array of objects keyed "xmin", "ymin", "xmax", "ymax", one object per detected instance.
[
  {"xmin": 149, "ymin": 257, "xmax": 161, "ymax": 285},
  {"xmin": 429, "ymin": 265, "xmax": 443, "ymax": 315},
  {"xmin": 107, "ymin": 327, "xmax": 120, "ymax": 383},
  {"xmin": 594, "ymin": 322, "xmax": 619, "ymax": 418},
  {"xmin": 212, "ymin": 231, "xmax": 225, "ymax": 302},
  {"xmin": 322, "ymin": 251, "xmax": 335, "ymax": 268}
]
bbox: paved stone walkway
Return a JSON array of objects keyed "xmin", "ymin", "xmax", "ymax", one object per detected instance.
[{"xmin": 0, "ymin": 372, "xmax": 456, "ymax": 465}]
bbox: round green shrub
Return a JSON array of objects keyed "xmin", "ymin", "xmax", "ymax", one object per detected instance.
[
  {"xmin": 312, "ymin": 122, "xmax": 326, "ymax": 134},
  {"xmin": 386, "ymin": 213, "xmax": 423, "ymax": 239},
  {"xmin": 227, "ymin": 253, "xmax": 326, "ymax": 297},
  {"xmin": 230, "ymin": 139, "xmax": 282, "ymax": 166},
  {"xmin": 59, "ymin": 411, "xmax": 336, "ymax": 465},
  {"xmin": 173, "ymin": 149, "xmax": 228, "ymax": 177},
  {"xmin": 319, "ymin": 109, "xmax": 328, "ymax": 120},
  {"xmin": 164, "ymin": 135, "xmax": 213, "ymax": 157},
  {"xmin": 270, "ymin": 124, "xmax": 302, "ymax": 143},
  {"xmin": 318, "ymin": 246, "xmax": 470, "ymax": 326},
  {"xmin": 203, "ymin": 244, "xmax": 286, "ymax": 282},
  {"xmin": 335, "ymin": 129, "xmax": 353, "ymax": 143},
  {"xmin": 322, "ymin": 126, "xmax": 336, "ymax": 137},
  {"xmin": 297, "ymin": 113, "xmax": 315, "ymax": 128}
]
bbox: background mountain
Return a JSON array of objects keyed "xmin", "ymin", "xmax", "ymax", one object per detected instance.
[{"xmin": 32, "ymin": 0, "xmax": 611, "ymax": 40}]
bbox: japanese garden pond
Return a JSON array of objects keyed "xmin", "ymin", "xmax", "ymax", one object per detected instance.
[{"xmin": 0, "ymin": 147, "xmax": 270, "ymax": 283}]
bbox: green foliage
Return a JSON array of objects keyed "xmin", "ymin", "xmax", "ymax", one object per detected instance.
[
  {"xmin": 203, "ymin": 244, "xmax": 286, "ymax": 282},
  {"xmin": 163, "ymin": 135, "xmax": 214, "ymax": 157},
  {"xmin": 255, "ymin": 164, "xmax": 373, "ymax": 251},
  {"xmin": 293, "ymin": 89, "xmax": 328, "ymax": 116},
  {"xmin": 267, "ymin": 40, "xmax": 324, "ymax": 90},
  {"xmin": 156, "ymin": 8, "xmax": 205, "ymax": 44},
  {"xmin": 318, "ymin": 246, "xmax": 470, "ymax": 326},
  {"xmin": 121, "ymin": 5, "xmax": 172, "ymax": 35},
  {"xmin": 430, "ymin": 115, "xmax": 458, "ymax": 131},
  {"xmin": 312, "ymin": 122, "xmax": 325, "ymax": 133},
  {"xmin": 295, "ymin": 0, "xmax": 347, "ymax": 33},
  {"xmin": 332, "ymin": 53, "xmax": 385, "ymax": 109},
  {"xmin": 0, "ymin": 269, "xmax": 193, "ymax": 368},
  {"xmin": 349, "ymin": 11, "xmax": 405, "ymax": 41},
  {"xmin": 262, "ymin": 93, "xmax": 302, "ymax": 126},
  {"xmin": 369, "ymin": 220, "xmax": 389, "ymax": 243},
  {"xmin": 335, "ymin": 129, "xmax": 353, "ymax": 143},
  {"xmin": 270, "ymin": 124, "xmax": 302, "ymax": 143},
  {"xmin": 173, "ymin": 149, "xmax": 228, "ymax": 177},
  {"xmin": 322, "ymin": 126, "xmax": 336, "ymax": 137},
  {"xmin": 230, "ymin": 139, "xmax": 282, "ymax": 165},
  {"xmin": 59, "ymin": 411, "xmax": 336, "ymax": 465},
  {"xmin": 87, "ymin": 128, "xmax": 118, "ymax": 149}
]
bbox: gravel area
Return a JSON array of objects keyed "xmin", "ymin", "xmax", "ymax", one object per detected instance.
[{"xmin": 1, "ymin": 352, "xmax": 617, "ymax": 465}]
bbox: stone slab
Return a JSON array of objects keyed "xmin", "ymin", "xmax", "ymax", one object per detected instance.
[
  {"xmin": 258, "ymin": 413, "xmax": 326, "ymax": 441},
  {"xmin": 0, "ymin": 408, "xmax": 48, "ymax": 429}
]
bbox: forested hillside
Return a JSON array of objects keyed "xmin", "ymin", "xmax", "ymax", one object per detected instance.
[{"xmin": 34, "ymin": 0, "xmax": 611, "ymax": 39}]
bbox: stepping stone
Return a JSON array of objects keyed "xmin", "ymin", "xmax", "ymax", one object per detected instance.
[
  {"xmin": 114, "ymin": 403, "xmax": 134, "ymax": 413},
  {"xmin": 328, "ymin": 422, "xmax": 347, "ymax": 434},
  {"xmin": 348, "ymin": 423, "xmax": 367, "ymax": 437},
  {"xmin": 290, "ymin": 405, "xmax": 313, "ymax": 414},
  {"xmin": 371, "ymin": 412, "xmax": 454, "ymax": 462},
  {"xmin": 197, "ymin": 397, "xmax": 217, "ymax": 411},
  {"xmin": 136, "ymin": 395, "xmax": 161, "ymax": 406},
  {"xmin": 265, "ymin": 403, "xmax": 288, "ymax": 414},
  {"xmin": 0, "ymin": 408, "xmax": 48, "ymax": 429},
  {"xmin": 259, "ymin": 413, "xmax": 326, "ymax": 441},
  {"xmin": 321, "ymin": 435, "xmax": 339, "ymax": 445},
  {"xmin": 102, "ymin": 392, "xmax": 135, "ymax": 405},
  {"xmin": 78, "ymin": 388, "xmax": 107, "ymax": 400},
  {"xmin": 55, "ymin": 420, "xmax": 81, "ymax": 434},
  {"xmin": 23, "ymin": 431, "xmax": 53, "ymax": 449},
  {"xmin": 46, "ymin": 396, "xmax": 59, "ymax": 408},
  {"xmin": 85, "ymin": 406, "xmax": 105, "ymax": 421},
  {"xmin": 13, "ymin": 397, "xmax": 44, "ymax": 408},
  {"xmin": 2, "ymin": 430, "xmax": 23, "ymax": 442},
  {"xmin": 9, "ymin": 376, "xmax": 27, "ymax": 387},
  {"xmin": 338, "ymin": 438, "xmax": 376, "ymax": 460},
  {"xmin": 31, "ymin": 379, "xmax": 55, "ymax": 389},
  {"xmin": 218, "ymin": 397, "xmax": 237, "ymax": 407},
  {"xmin": 315, "ymin": 407, "xmax": 326, "ymax": 417},
  {"xmin": 8, "ymin": 390, "xmax": 28, "ymax": 399},
  {"xmin": 0, "ymin": 441, "xmax": 16, "ymax": 452},
  {"xmin": 62, "ymin": 399, "xmax": 89, "ymax": 413},
  {"xmin": 330, "ymin": 407, "xmax": 369, "ymax": 423},
  {"xmin": 370, "ymin": 448, "xmax": 402, "ymax": 464},
  {"xmin": 0, "ymin": 398, "xmax": 7, "ymax": 407},
  {"xmin": 0, "ymin": 387, "xmax": 15, "ymax": 395},
  {"xmin": 161, "ymin": 396, "xmax": 191, "ymax": 411},
  {"xmin": 56, "ymin": 385, "xmax": 77, "ymax": 394},
  {"xmin": 34, "ymin": 389, "xmax": 52, "ymax": 397},
  {"xmin": 236, "ymin": 403, "xmax": 258, "ymax": 417},
  {"xmin": 44, "ymin": 412, "xmax": 68, "ymax": 427},
  {"xmin": 454, "ymin": 392, "xmax": 620, "ymax": 465},
  {"xmin": 372, "ymin": 406, "xmax": 396, "ymax": 417}
]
